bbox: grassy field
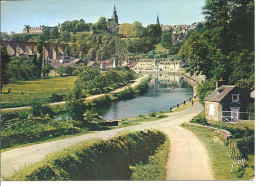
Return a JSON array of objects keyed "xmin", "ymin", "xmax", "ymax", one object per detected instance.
[
  {"xmin": 182, "ymin": 123, "xmax": 255, "ymax": 180},
  {"xmin": 1, "ymin": 76, "xmax": 77, "ymax": 108}
]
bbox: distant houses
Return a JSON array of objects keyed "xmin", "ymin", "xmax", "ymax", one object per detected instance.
[
  {"xmin": 134, "ymin": 59, "xmax": 185, "ymax": 72},
  {"xmin": 204, "ymin": 79, "xmax": 251, "ymax": 122}
]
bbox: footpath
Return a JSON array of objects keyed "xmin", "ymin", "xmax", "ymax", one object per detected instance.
[{"xmin": 1, "ymin": 75, "xmax": 148, "ymax": 111}]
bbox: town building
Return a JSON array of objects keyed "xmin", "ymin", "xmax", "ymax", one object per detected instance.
[
  {"xmin": 134, "ymin": 59, "xmax": 184, "ymax": 72},
  {"xmin": 71, "ymin": 58, "xmax": 85, "ymax": 65},
  {"xmin": 23, "ymin": 25, "xmax": 52, "ymax": 34},
  {"xmin": 87, "ymin": 61, "xmax": 99, "ymax": 67},
  {"xmin": 107, "ymin": 5, "xmax": 119, "ymax": 32},
  {"xmin": 204, "ymin": 79, "xmax": 250, "ymax": 122}
]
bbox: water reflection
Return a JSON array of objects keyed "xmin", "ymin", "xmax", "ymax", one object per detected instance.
[
  {"xmin": 54, "ymin": 74, "xmax": 194, "ymax": 121},
  {"xmin": 94, "ymin": 74, "xmax": 193, "ymax": 120}
]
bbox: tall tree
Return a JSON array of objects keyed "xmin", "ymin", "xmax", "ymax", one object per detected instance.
[
  {"xmin": 36, "ymin": 40, "xmax": 43, "ymax": 79},
  {"xmin": 161, "ymin": 30, "xmax": 172, "ymax": 49},
  {"xmin": 96, "ymin": 17, "xmax": 108, "ymax": 31},
  {"xmin": 50, "ymin": 26, "xmax": 60, "ymax": 39},
  {"xmin": 0, "ymin": 46, "xmax": 10, "ymax": 91}
]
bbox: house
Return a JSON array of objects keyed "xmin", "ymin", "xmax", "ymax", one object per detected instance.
[
  {"xmin": 71, "ymin": 58, "xmax": 85, "ymax": 65},
  {"xmin": 204, "ymin": 80, "xmax": 250, "ymax": 122},
  {"xmin": 100, "ymin": 60, "xmax": 113, "ymax": 69},
  {"xmin": 87, "ymin": 61, "xmax": 99, "ymax": 67}
]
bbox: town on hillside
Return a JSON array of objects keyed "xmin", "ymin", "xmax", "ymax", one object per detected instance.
[{"xmin": 0, "ymin": 0, "xmax": 255, "ymax": 182}]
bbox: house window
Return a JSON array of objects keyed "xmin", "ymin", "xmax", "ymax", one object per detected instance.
[
  {"xmin": 232, "ymin": 94, "xmax": 240, "ymax": 103},
  {"xmin": 209, "ymin": 104, "xmax": 215, "ymax": 116}
]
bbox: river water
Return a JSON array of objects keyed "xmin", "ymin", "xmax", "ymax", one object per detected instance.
[{"xmin": 87, "ymin": 74, "xmax": 193, "ymax": 120}]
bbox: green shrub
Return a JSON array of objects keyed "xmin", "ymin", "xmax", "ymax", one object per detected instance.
[
  {"xmin": 1, "ymin": 118, "xmax": 81, "ymax": 149},
  {"xmin": 190, "ymin": 112, "xmax": 209, "ymax": 125},
  {"xmin": 10, "ymin": 130, "xmax": 166, "ymax": 181}
]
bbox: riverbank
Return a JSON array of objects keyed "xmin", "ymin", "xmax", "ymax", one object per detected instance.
[
  {"xmin": 1, "ymin": 74, "xmax": 149, "ymax": 112},
  {"xmin": 1, "ymin": 103, "xmax": 206, "ymax": 179}
]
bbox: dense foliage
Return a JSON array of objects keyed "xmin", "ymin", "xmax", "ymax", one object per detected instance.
[
  {"xmin": 8, "ymin": 130, "xmax": 166, "ymax": 181},
  {"xmin": 75, "ymin": 66, "xmax": 135, "ymax": 95},
  {"xmin": 179, "ymin": 0, "xmax": 254, "ymax": 90},
  {"xmin": 0, "ymin": 46, "xmax": 10, "ymax": 91}
]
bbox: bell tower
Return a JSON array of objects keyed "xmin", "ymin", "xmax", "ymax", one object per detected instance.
[
  {"xmin": 111, "ymin": 5, "xmax": 118, "ymax": 24},
  {"xmin": 156, "ymin": 15, "xmax": 160, "ymax": 25}
]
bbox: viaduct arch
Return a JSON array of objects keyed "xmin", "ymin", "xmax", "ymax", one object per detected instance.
[{"xmin": 0, "ymin": 41, "xmax": 67, "ymax": 61}]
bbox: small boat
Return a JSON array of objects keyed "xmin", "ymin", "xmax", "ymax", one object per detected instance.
[{"xmin": 172, "ymin": 86, "xmax": 175, "ymax": 89}]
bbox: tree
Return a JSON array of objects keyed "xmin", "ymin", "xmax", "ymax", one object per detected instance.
[
  {"xmin": 65, "ymin": 65, "xmax": 75, "ymax": 76},
  {"xmin": 179, "ymin": 0, "xmax": 254, "ymax": 90},
  {"xmin": 0, "ymin": 46, "xmax": 10, "ymax": 91},
  {"xmin": 54, "ymin": 65, "xmax": 66, "ymax": 76},
  {"xmin": 42, "ymin": 64, "xmax": 52, "ymax": 78},
  {"xmin": 50, "ymin": 26, "xmax": 60, "ymax": 39},
  {"xmin": 60, "ymin": 31, "xmax": 71, "ymax": 42},
  {"xmin": 161, "ymin": 30, "xmax": 172, "ymax": 49},
  {"xmin": 66, "ymin": 83, "xmax": 86, "ymax": 121},
  {"xmin": 7, "ymin": 57, "xmax": 38, "ymax": 80},
  {"xmin": 96, "ymin": 17, "xmax": 108, "ymax": 31},
  {"xmin": 36, "ymin": 40, "xmax": 43, "ymax": 78},
  {"xmin": 146, "ymin": 24, "xmax": 162, "ymax": 43},
  {"xmin": 43, "ymin": 28, "xmax": 50, "ymax": 41}
]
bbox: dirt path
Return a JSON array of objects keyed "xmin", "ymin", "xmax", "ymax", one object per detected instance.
[
  {"xmin": 2, "ymin": 75, "xmax": 148, "ymax": 111},
  {"xmin": 1, "ymin": 103, "xmax": 214, "ymax": 180}
]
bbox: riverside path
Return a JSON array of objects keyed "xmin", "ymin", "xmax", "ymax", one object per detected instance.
[{"xmin": 1, "ymin": 102, "xmax": 214, "ymax": 180}]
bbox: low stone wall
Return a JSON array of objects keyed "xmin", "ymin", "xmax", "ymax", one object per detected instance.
[{"xmin": 188, "ymin": 123, "xmax": 233, "ymax": 141}]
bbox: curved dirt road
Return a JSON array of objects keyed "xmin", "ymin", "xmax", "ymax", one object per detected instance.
[{"xmin": 1, "ymin": 103, "xmax": 214, "ymax": 180}]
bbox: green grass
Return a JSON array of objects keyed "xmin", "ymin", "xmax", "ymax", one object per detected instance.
[
  {"xmin": 154, "ymin": 43, "xmax": 168, "ymax": 53},
  {"xmin": 130, "ymin": 138, "xmax": 170, "ymax": 180},
  {"xmin": 182, "ymin": 123, "xmax": 255, "ymax": 180},
  {"xmin": 5, "ymin": 130, "xmax": 166, "ymax": 181},
  {"xmin": 119, "ymin": 111, "xmax": 168, "ymax": 127},
  {"xmin": 1, "ymin": 76, "xmax": 77, "ymax": 108},
  {"xmin": 209, "ymin": 120, "xmax": 255, "ymax": 130}
]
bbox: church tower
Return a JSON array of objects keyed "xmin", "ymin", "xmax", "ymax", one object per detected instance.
[
  {"xmin": 111, "ymin": 5, "xmax": 118, "ymax": 24},
  {"xmin": 156, "ymin": 15, "xmax": 160, "ymax": 25}
]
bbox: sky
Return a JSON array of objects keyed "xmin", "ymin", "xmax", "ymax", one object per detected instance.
[{"xmin": 0, "ymin": 0, "xmax": 205, "ymax": 33}]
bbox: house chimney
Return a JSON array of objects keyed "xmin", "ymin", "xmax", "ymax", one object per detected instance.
[{"xmin": 216, "ymin": 77, "xmax": 228, "ymax": 88}]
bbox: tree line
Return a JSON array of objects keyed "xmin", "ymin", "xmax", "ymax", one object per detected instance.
[
  {"xmin": 179, "ymin": 0, "xmax": 254, "ymax": 91},
  {"xmin": 1, "ymin": 17, "xmax": 169, "ymax": 61}
]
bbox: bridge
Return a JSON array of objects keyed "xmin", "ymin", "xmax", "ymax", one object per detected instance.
[{"xmin": 0, "ymin": 40, "xmax": 67, "ymax": 61}]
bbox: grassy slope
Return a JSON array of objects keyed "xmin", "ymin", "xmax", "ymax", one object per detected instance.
[
  {"xmin": 5, "ymin": 130, "xmax": 168, "ymax": 181},
  {"xmin": 1, "ymin": 76, "xmax": 77, "ymax": 108},
  {"xmin": 153, "ymin": 43, "xmax": 168, "ymax": 53},
  {"xmin": 182, "ymin": 123, "xmax": 255, "ymax": 180},
  {"xmin": 130, "ymin": 138, "xmax": 170, "ymax": 180}
]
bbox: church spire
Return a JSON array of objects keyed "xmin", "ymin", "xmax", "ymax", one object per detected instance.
[
  {"xmin": 111, "ymin": 5, "xmax": 118, "ymax": 24},
  {"xmin": 156, "ymin": 15, "xmax": 160, "ymax": 25}
]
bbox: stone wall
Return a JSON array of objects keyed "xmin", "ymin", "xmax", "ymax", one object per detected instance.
[{"xmin": 205, "ymin": 101, "xmax": 222, "ymax": 121}]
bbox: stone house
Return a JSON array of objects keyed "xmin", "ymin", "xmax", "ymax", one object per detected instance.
[
  {"xmin": 87, "ymin": 61, "xmax": 99, "ymax": 67},
  {"xmin": 71, "ymin": 58, "xmax": 85, "ymax": 65},
  {"xmin": 205, "ymin": 80, "xmax": 250, "ymax": 122},
  {"xmin": 158, "ymin": 60, "xmax": 184, "ymax": 72}
]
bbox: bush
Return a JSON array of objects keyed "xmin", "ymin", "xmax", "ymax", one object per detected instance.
[
  {"xmin": 1, "ymin": 118, "xmax": 81, "ymax": 149},
  {"xmin": 190, "ymin": 112, "xmax": 209, "ymax": 125},
  {"xmin": 11, "ymin": 130, "xmax": 167, "ymax": 181},
  {"xmin": 50, "ymin": 93, "xmax": 64, "ymax": 102},
  {"xmin": 236, "ymin": 136, "xmax": 255, "ymax": 156}
]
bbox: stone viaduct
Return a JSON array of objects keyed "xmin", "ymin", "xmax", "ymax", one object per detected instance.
[{"xmin": 0, "ymin": 40, "xmax": 67, "ymax": 61}]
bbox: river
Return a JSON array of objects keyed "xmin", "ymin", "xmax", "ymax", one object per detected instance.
[{"xmin": 86, "ymin": 74, "xmax": 193, "ymax": 120}]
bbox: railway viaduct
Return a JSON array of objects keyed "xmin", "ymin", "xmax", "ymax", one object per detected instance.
[{"xmin": 0, "ymin": 40, "xmax": 67, "ymax": 61}]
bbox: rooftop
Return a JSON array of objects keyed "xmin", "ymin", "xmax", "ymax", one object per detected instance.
[{"xmin": 205, "ymin": 85, "xmax": 235, "ymax": 102}]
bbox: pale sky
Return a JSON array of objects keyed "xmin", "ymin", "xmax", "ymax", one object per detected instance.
[{"xmin": 1, "ymin": 0, "xmax": 205, "ymax": 33}]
